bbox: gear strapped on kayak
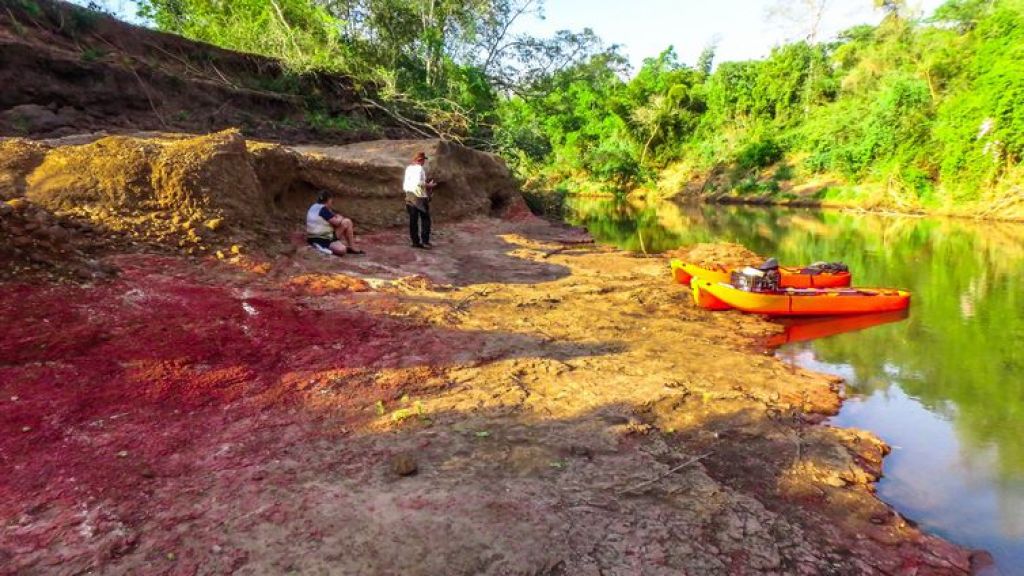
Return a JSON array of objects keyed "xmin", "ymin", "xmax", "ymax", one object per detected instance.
[{"xmin": 731, "ymin": 264, "xmax": 781, "ymax": 293}]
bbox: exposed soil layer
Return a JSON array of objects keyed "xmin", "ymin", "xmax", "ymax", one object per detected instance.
[
  {"xmin": 0, "ymin": 0, "xmax": 410, "ymax": 143},
  {"xmin": 0, "ymin": 216, "xmax": 977, "ymax": 575}
]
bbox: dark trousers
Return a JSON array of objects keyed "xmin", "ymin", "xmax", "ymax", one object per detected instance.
[{"xmin": 407, "ymin": 204, "xmax": 431, "ymax": 245}]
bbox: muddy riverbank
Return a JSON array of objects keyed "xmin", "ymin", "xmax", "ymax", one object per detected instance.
[{"xmin": 0, "ymin": 214, "xmax": 984, "ymax": 575}]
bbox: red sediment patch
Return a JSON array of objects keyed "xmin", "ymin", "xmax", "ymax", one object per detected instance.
[{"xmin": 0, "ymin": 254, "xmax": 449, "ymax": 571}]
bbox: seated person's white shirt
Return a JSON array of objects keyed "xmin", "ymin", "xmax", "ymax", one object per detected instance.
[{"xmin": 306, "ymin": 203, "xmax": 336, "ymax": 239}]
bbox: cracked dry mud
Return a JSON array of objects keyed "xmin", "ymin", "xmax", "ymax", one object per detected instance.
[{"xmin": 1, "ymin": 216, "xmax": 975, "ymax": 575}]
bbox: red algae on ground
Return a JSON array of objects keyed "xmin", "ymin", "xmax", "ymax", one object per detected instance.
[{"xmin": 0, "ymin": 254, "xmax": 447, "ymax": 571}]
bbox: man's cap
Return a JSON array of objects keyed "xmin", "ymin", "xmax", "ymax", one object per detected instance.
[
  {"xmin": 316, "ymin": 190, "xmax": 335, "ymax": 203},
  {"xmin": 757, "ymin": 257, "xmax": 780, "ymax": 270}
]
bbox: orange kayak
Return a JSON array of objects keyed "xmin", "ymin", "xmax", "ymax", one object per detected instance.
[
  {"xmin": 696, "ymin": 281, "xmax": 911, "ymax": 316},
  {"xmin": 671, "ymin": 260, "xmax": 851, "ymax": 289}
]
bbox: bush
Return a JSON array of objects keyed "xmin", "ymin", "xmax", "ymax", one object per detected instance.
[
  {"xmin": 586, "ymin": 138, "xmax": 642, "ymax": 189},
  {"xmin": 736, "ymin": 139, "xmax": 784, "ymax": 170},
  {"xmin": 773, "ymin": 163, "xmax": 795, "ymax": 181},
  {"xmin": 901, "ymin": 166, "xmax": 935, "ymax": 200}
]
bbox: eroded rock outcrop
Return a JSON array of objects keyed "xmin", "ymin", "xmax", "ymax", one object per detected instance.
[{"xmin": 1, "ymin": 130, "xmax": 525, "ymax": 274}]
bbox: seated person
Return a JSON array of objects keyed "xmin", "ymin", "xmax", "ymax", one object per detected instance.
[{"xmin": 306, "ymin": 190, "xmax": 364, "ymax": 256}]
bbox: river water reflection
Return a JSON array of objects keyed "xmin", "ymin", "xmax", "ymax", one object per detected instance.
[{"xmin": 565, "ymin": 197, "xmax": 1024, "ymax": 573}]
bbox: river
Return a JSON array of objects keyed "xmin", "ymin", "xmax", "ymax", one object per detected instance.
[{"xmin": 565, "ymin": 197, "xmax": 1024, "ymax": 574}]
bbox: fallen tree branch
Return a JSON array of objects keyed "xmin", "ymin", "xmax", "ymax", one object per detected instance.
[
  {"xmin": 141, "ymin": 41, "xmax": 210, "ymax": 81},
  {"xmin": 208, "ymin": 63, "xmax": 239, "ymax": 91},
  {"xmin": 361, "ymin": 97, "xmax": 439, "ymax": 140},
  {"xmin": 619, "ymin": 452, "xmax": 713, "ymax": 494}
]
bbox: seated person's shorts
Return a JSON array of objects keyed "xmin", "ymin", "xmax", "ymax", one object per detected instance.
[{"xmin": 307, "ymin": 235, "xmax": 336, "ymax": 249}]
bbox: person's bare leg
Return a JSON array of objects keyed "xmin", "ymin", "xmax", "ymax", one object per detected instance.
[
  {"xmin": 328, "ymin": 240, "xmax": 348, "ymax": 256},
  {"xmin": 338, "ymin": 219, "xmax": 358, "ymax": 251}
]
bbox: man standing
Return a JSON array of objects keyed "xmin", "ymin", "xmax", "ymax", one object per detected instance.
[
  {"xmin": 306, "ymin": 190, "xmax": 364, "ymax": 256},
  {"xmin": 403, "ymin": 151, "xmax": 437, "ymax": 249}
]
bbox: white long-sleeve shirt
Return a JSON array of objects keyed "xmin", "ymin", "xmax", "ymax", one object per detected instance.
[{"xmin": 403, "ymin": 164, "xmax": 427, "ymax": 197}]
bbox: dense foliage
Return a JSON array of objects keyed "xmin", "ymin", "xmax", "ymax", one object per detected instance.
[
  {"xmin": 123, "ymin": 0, "xmax": 1024, "ymax": 210},
  {"xmin": 512, "ymin": 0, "xmax": 1024, "ymax": 210},
  {"xmin": 138, "ymin": 0, "xmax": 344, "ymax": 73}
]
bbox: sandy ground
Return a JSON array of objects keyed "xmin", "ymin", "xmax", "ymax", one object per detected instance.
[{"xmin": 1, "ymin": 215, "xmax": 981, "ymax": 575}]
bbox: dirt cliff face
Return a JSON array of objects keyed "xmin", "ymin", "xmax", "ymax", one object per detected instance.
[{"xmin": 0, "ymin": 0, "xmax": 407, "ymax": 143}]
